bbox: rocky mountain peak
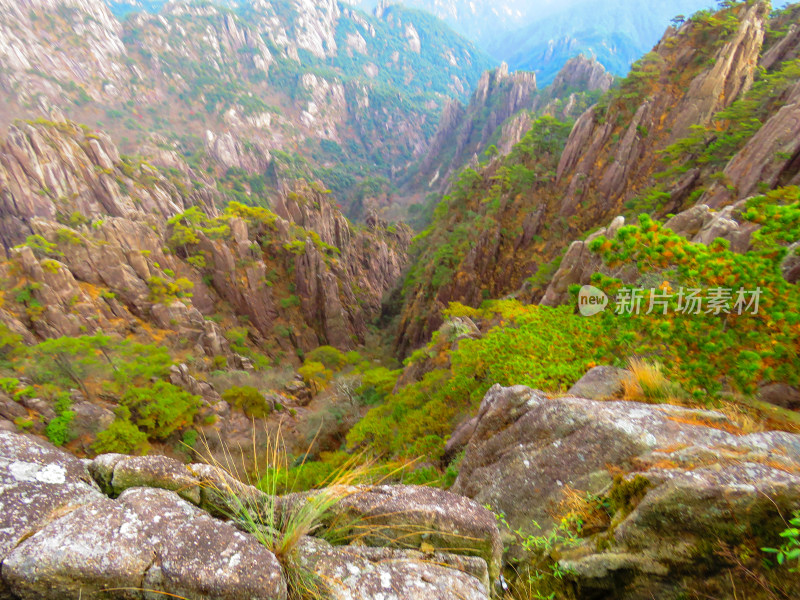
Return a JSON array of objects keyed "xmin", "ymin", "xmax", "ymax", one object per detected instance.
[
  {"xmin": 556, "ymin": 0, "xmax": 769, "ymax": 218},
  {"xmin": 549, "ymin": 54, "xmax": 614, "ymax": 96}
]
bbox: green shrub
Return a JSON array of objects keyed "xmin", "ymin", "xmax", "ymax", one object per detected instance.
[
  {"xmin": 41, "ymin": 259, "xmax": 61, "ymax": 273},
  {"xmin": 590, "ymin": 196, "xmax": 800, "ymax": 397},
  {"xmin": 0, "ymin": 377, "xmax": 20, "ymax": 394},
  {"xmin": 45, "ymin": 392, "xmax": 76, "ymax": 447},
  {"xmin": 280, "ymin": 295, "xmax": 301, "ymax": 309},
  {"xmin": 763, "ymin": 511, "xmax": 800, "ymax": 571},
  {"xmin": 348, "ymin": 302, "xmax": 613, "ymax": 460},
  {"xmin": 121, "ymin": 382, "xmax": 201, "ymax": 439},
  {"xmin": 356, "ymin": 367, "xmax": 401, "ymax": 405},
  {"xmin": 298, "ymin": 361, "xmax": 332, "ymax": 395},
  {"xmin": 22, "ymin": 335, "xmax": 112, "ymax": 394},
  {"xmin": 18, "ymin": 234, "xmax": 61, "ymax": 258},
  {"xmin": 221, "ymin": 386, "xmax": 272, "ymax": 419},
  {"xmin": 55, "ymin": 228, "xmax": 83, "ymax": 246},
  {"xmin": 305, "ymin": 346, "xmax": 347, "ymax": 371},
  {"xmin": 45, "ymin": 411, "xmax": 76, "ymax": 447},
  {"xmin": 92, "ymin": 417, "xmax": 150, "ymax": 455},
  {"xmin": 182, "ymin": 429, "xmax": 199, "ymax": 448},
  {"xmin": 147, "ymin": 276, "xmax": 194, "ymax": 303}
]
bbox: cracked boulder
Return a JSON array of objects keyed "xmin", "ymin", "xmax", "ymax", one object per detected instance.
[
  {"xmin": 451, "ymin": 385, "xmax": 800, "ymax": 599},
  {"xmin": 281, "ymin": 484, "xmax": 503, "ymax": 580},
  {"xmin": 297, "ymin": 537, "xmax": 490, "ymax": 600},
  {"xmin": 0, "ymin": 430, "xmax": 104, "ymax": 571},
  {"xmin": 89, "ymin": 453, "xmax": 202, "ymax": 504},
  {"xmin": 2, "ymin": 487, "xmax": 287, "ymax": 600}
]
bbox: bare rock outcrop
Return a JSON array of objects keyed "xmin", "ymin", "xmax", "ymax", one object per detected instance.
[
  {"xmin": 451, "ymin": 385, "xmax": 800, "ymax": 599},
  {"xmin": 0, "ymin": 430, "xmax": 499, "ymax": 599},
  {"xmin": 703, "ymin": 79, "xmax": 800, "ymax": 207},
  {"xmin": 3, "ymin": 487, "xmax": 288, "ymax": 600},
  {"xmin": 548, "ymin": 55, "xmax": 615, "ymax": 97},
  {"xmin": 0, "ymin": 0, "xmax": 129, "ymax": 106},
  {"xmin": 541, "ymin": 216, "xmax": 629, "ymax": 306},
  {"xmin": 298, "ymin": 537, "xmax": 490, "ymax": 600},
  {"xmin": 0, "ymin": 119, "xmax": 409, "ymax": 355},
  {"xmin": 282, "ymin": 484, "xmax": 503, "ymax": 579}
]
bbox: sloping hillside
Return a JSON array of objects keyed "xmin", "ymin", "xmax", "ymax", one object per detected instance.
[{"xmin": 0, "ymin": 0, "xmax": 493, "ymax": 213}]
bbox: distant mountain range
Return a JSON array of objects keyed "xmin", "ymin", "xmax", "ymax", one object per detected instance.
[
  {"xmin": 108, "ymin": 1, "xmax": 727, "ymax": 84},
  {"xmin": 489, "ymin": 0, "xmax": 719, "ymax": 83},
  {"xmin": 343, "ymin": 0, "xmax": 553, "ymax": 49},
  {"xmin": 346, "ymin": 0, "xmax": 718, "ymax": 83}
]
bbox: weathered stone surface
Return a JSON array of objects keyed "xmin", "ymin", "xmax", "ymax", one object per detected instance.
[
  {"xmin": 87, "ymin": 452, "xmax": 126, "ymax": 493},
  {"xmin": 170, "ymin": 363, "xmax": 223, "ymax": 405},
  {"xmin": 298, "ymin": 537, "xmax": 490, "ymax": 600},
  {"xmin": 188, "ymin": 462, "xmax": 267, "ymax": 516},
  {"xmin": 282, "ymin": 484, "xmax": 503, "ymax": 579},
  {"xmin": 703, "ymin": 78, "xmax": 800, "ymax": 207},
  {"xmin": 759, "ymin": 382, "xmax": 800, "ymax": 410},
  {"xmin": 2, "ymin": 487, "xmax": 288, "ymax": 600},
  {"xmin": 100, "ymin": 454, "xmax": 202, "ymax": 504},
  {"xmin": 541, "ymin": 216, "xmax": 631, "ymax": 306},
  {"xmin": 562, "ymin": 462, "xmax": 800, "ymax": 598},
  {"xmin": 568, "ymin": 365, "xmax": 629, "ymax": 400},
  {"xmin": 783, "ymin": 241, "xmax": 800, "ymax": 283},
  {"xmin": 548, "ymin": 55, "xmax": 614, "ymax": 97},
  {"xmin": 452, "ymin": 385, "xmax": 800, "ymax": 599},
  {"xmin": 689, "ymin": 201, "xmax": 760, "ymax": 252},
  {"xmin": 283, "ymin": 378, "xmax": 312, "ymax": 406},
  {"xmin": 0, "ymin": 394, "xmax": 26, "ymax": 422},
  {"xmin": 443, "ymin": 415, "xmax": 478, "ymax": 463},
  {"xmin": 70, "ymin": 401, "xmax": 116, "ymax": 447},
  {"xmin": 453, "ymin": 385, "xmax": 800, "ymax": 532},
  {"xmin": 0, "ymin": 430, "xmax": 103, "ymax": 563},
  {"xmin": 413, "ymin": 63, "xmax": 538, "ymax": 193}
]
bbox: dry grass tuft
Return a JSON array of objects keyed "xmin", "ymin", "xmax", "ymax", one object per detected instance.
[
  {"xmin": 623, "ymin": 358, "xmax": 673, "ymax": 403},
  {"xmin": 194, "ymin": 425, "xmax": 373, "ymax": 600},
  {"xmin": 556, "ymin": 486, "xmax": 611, "ymax": 536},
  {"xmin": 715, "ymin": 402, "xmax": 766, "ymax": 435}
]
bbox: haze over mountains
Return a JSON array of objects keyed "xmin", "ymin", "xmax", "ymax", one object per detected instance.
[
  {"xmin": 346, "ymin": 0, "xmax": 719, "ymax": 82},
  {"xmin": 110, "ymin": 1, "xmax": 722, "ymax": 83}
]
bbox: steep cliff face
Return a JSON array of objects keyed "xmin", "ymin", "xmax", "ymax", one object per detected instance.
[
  {"xmin": 0, "ymin": 0, "xmax": 128, "ymax": 104},
  {"xmin": 406, "ymin": 56, "xmax": 612, "ymax": 200},
  {"xmin": 548, "ymin": 55, "xmax": 615, "ymax": 96},
  {"xmin": 0, "ymin": 120, "xmax": 212, "ymax": 247},
  {"xmin": 409, "ymin": 64, "xmax": 537, "ymax": 192},
  {"xmin": 0, "ymin": 119, "xmax": 409, "ymax": 357},
  {"xmin": 394, "ymin": 1, "xmax": 789, "ymax": 355},
  {"xmin": 556, "ymin": 1, "xmax": 768, "ymax": 219}
]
